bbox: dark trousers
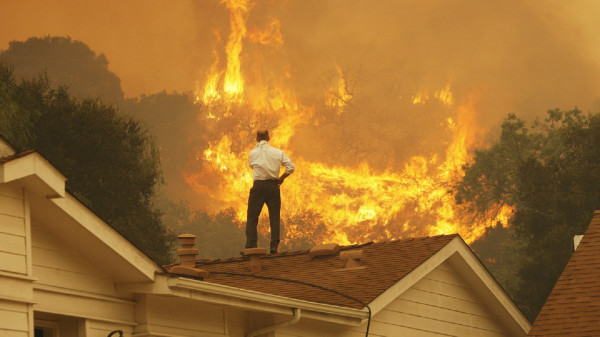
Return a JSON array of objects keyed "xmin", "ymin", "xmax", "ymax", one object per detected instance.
[{"xmin": 246, "ymin": 179, "xmax": 281, "ymax": 252}]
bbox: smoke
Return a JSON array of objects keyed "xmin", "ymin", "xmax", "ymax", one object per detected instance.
[
  {"xmin": 0, "ymin": 0, "xmax": 201, "ymax": 96},
  {"xmin": 189, "ymin": 0, "xmax": 600, "ymax": 169},
  {"xmin": 2, "ymin": 0, "xmax": 600, "ymax": 222}
]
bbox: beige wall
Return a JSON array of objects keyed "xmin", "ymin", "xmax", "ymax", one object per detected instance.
[
  {"xmin": 0, "ymin": 181, "xmax": 138, "ymax": 337},
  {"xmin": 30, "ymin": 218, "xmax": 137, "ymax": 337},
  {"xmin": 134, "ymin": 294, "xmax": 228, "ymax": 337},
  {"xmin": 0, "ymin": 300, "xmax": 31, "ymax": 337},
  {"xmin": 0, "ymin": 185, "xmax": 29, "ymax": 275},
  {"xmin": 0, "ymin": 184, "xmax": 33, "ymax": 337},
  {"xmin": 368, "ymin": 260, "xmax": 510, "ymax": 336},
  {"xmin": 277, "ymin": 260, "xmax": 511, "ymax": 337}
]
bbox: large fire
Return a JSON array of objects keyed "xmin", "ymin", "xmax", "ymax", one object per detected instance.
[{"xmin": 185, "ymin": 0, "xmax": 511, "ymax": 247}]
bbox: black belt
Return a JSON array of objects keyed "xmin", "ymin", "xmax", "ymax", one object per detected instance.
[{"xmin": 254, "ymin": 179, "xmax": 278, "ymax": 183}]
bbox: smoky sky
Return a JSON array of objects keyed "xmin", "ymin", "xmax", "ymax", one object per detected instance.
[
  {"xmin": 3, "ymin": 1, "xmax": 599, "ymax": 110},
  {"xmin": 3, "ymin": 0, "xmax": 600, "ymax": 210}
]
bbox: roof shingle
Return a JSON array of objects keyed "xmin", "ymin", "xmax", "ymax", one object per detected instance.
[
  {"xmin": 166, "ymin": 234, "xmax": 457, "ymax": 309},
  {"xmin": 528, "ymin": 211, "xmax": 600, "ymax": 336}
]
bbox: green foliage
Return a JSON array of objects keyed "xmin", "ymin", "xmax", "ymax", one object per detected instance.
[
  {"xmin": 161, "ymin": 194, "xmax": 333, "ymax": 259},
  {"xmin": 469, "ymin": 223, "xmax": 522, "ymax": 303},
  {"xmin": 174, "ymin": 205, "xmax": 247, "ymax": 259},
  {"xmin": 121, "ymin": 91, "xmax": 207, "ymax": 194},
  {"xmin": 0, "ymin": 36, "xmax": 124, "ymax": 102},
  {"xmin": 457, "ymin": 109, "xmax": 600, "ymax": 320},
  {"xmin": 0, "ymin": 62, "xmax": 175, "ymax": 265},
  {"xmin": 280, "ymin": 210, "xmax": 334, "ymax": 251}
]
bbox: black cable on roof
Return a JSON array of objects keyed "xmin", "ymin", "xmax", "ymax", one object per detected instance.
[{"xmin": 210, "ymin": 270, "xmax": 371, "ymax": 337}]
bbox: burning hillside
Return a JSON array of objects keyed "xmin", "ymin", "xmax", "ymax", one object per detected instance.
[{"xmin": 181, "ymin": 0, "xmax": 514, "ymax": 246}]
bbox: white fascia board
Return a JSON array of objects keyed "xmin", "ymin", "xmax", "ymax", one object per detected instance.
[
  {"xmin": 49, "ymin": 194, "xmax": 162, "ymax": 281},
  {"xmin": 367, "ymin": 236, "xmax": 530, "ymax": 336},
  {"xmin": 0, "ymin": 152, "xmax": 161, "ymax": 282},
  {"xmin": 448, "ymin": 238, "xmax": 531, "ymax": 336},
  {"xmin": 367, "ymin": 236, "xmax": 461, "ymax": 315},
  {"xmin": 0, "ymin": 152, "xmax": 65, "ymax": 197},
  {"xmin": 117, "ymin": 275, "xmax": 368, "ymax": 326}
]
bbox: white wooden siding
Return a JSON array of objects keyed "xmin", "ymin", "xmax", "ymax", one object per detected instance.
[
  {"xmin": 140, "ymin": 295, "xmax": 228, "ymax": 336},
  {"xmin": 278, "ymin": 261, "xmax": 510, "ymax": 337},
  {"xmin": 0, "ymin": 273, "xmax": 34, "ymax": 305},
  {"xmin": 0, "ymin": 300, "xmax": 30, "ymax": 337},
  {"xmin": 0, "ymin": 186, "xmax": 27, "ymax": 275},
  {"xmin": 31, "ymin": 219, "xmax": 128, "ymax": 297},
  {"xmin": 30, "ymin": 219, "xmax": 136, "ymax": 325},
  {"xmin": 364, "ymin": 260, "xmax": 510, "ymax": 337},
  {"xmin": 81, "ymin": 319, "xmax": 133, "ymax": 337},
  {"xmin": 276, "ymin": 318, "xmax": 370, "ymax": 337}
]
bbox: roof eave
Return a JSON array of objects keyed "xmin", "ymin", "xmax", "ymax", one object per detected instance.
[
  {"xmin": 368, "ymin": 236, "xmax": 531, "ymax": 336},
  {"xmin": 0, "ymin": 151, "xmax": 162, "ymax": 282},
  {"xmin": 0, "ymin": 152, "xmax": 66, "ymax": 198},
  {"xmin": 117, "ymin": 274, "xmax": 369, "ymax": 326},
  {"xmin": 449, "ymin": 237, "xmax": 531, "ymax": 335}
]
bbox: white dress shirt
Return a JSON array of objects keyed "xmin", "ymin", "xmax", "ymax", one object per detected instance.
[{"xmin": 249, "ymin": 140, "xmax": 295, "ymax": 181}]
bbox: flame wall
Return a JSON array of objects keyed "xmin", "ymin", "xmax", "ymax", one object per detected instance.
[
  {"xmin": 181, "ymin": 0, "xmax": 600, "ymax": 245},
  {"xmin": 3, "ymin": 0, "xmax": 600, "ymax": 245}
]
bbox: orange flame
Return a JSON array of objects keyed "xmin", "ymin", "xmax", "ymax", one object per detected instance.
[
  {"xmin": 248, "ymin": 18, "xmax": 284, "ymax": 48},
  {"xmin": 186, "ymin": 2, "xmax": 508, "ymax": 247},
  {"xmin": 326, "ymin": 64, "xmax": 353, "ymax": 114},
  {"xmin": 412, "ymin": 85, "xmax": 454, "ymax": 106},
  {"xmin": 199, "ymin": 43, "xmax": 223, "ymax": 107},
  {"xmin": 223, "ymin": 0, "xmax": 248, "ymax": 103}
]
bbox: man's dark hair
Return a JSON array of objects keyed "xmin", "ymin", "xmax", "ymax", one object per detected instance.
[{"xmin": 256, "ymin": 130, "xmax": 269, "ymax": 141}]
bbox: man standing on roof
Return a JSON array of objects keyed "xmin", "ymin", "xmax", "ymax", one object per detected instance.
[{"xmin": 245, "ymin": 129, "xmax": 295, "ymax": 254}]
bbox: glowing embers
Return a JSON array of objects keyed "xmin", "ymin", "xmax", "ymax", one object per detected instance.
[
  {"xmin": 326, "ymin": 64, "xmax": 353, "ymax": 115},
  {"xmin": 412, "ymin": 84, "xmax": 454, "ymax": 106}
]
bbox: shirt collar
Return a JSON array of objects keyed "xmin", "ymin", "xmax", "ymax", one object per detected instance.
[{"xmin": 256, "ymin": 140, "xmax": 269, "ymax": 148}]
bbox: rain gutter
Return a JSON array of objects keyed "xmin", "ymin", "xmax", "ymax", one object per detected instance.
[{"xmin": 246, "ymin": 308, "xmax": 302, "ymax": 337}]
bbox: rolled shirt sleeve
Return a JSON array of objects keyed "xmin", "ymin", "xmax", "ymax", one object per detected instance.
[{"xmin": 281, "ymin": 152, "xmax": 295, "ymax": 175}]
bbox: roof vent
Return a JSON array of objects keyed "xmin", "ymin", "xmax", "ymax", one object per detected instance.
[
  {"xmin": 244, "ymin": 247, "xmax": 267, "ymax": 273},
  {"xmin": 176, "ymin": 234, "xmax": 198, "ymax": 267},
  {"xmin": 169, "ymin": 234, "xmax": 209, "ymax": 279},
  {"xmin": 339, "ymin": 249, "xmax": 365, "ymax": 270},
  {"xmin": 309, "ymin": 243, "xmax": 340, "ymax": 257}
]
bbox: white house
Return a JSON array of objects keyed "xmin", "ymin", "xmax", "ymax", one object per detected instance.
[{"xmin": 0, "ymin": 137, "xmax": 530, "ymax": 337}]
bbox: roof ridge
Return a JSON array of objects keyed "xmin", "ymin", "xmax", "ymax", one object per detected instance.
[
  {"xmin": 167, "ymin": 232, "xmax": 458, "ymax": 310},
  {"xmin": 172, "ymin": 234, "xmax": 459, "ymax": 268}
]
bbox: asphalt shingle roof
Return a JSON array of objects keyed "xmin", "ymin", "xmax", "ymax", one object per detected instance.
[
  {"xmin": 166, "ymin": 234, "xmax": 457, "ymax": 309},
  {"xmin": 528, "ymin": 211, "xmax": 600, "ymax": 336}
]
